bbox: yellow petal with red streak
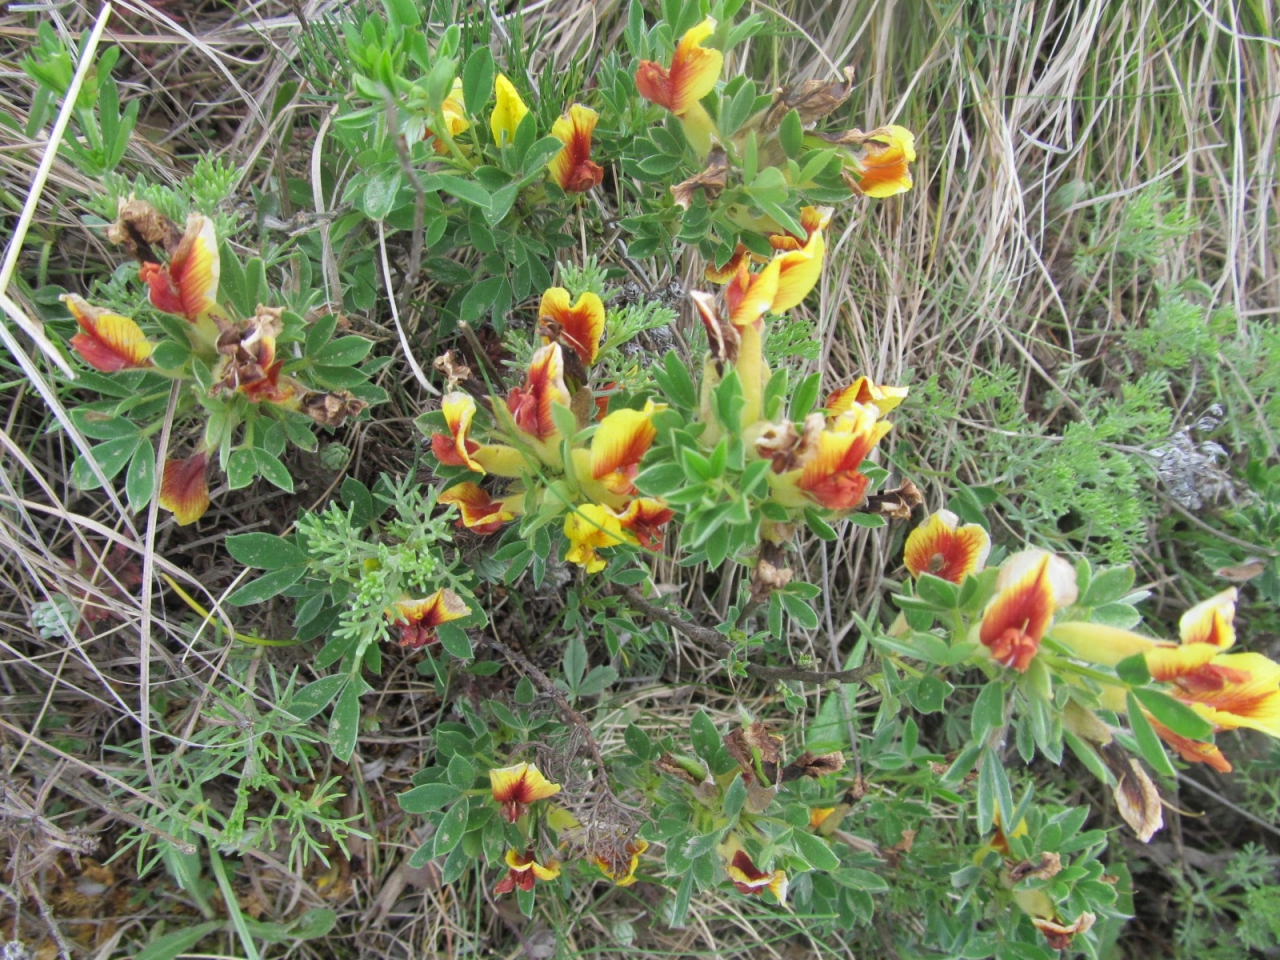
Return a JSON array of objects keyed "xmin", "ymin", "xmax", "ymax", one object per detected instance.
[
  {"xmin": 159, "ymin": 453, "xmax": 210, "ymax": 526},
  {"xmin": 634, "ymin": 17, "xmax": 722, "ymax": 116},
  {"xmin": 827, "ymin": 376, "xmax": 909, "ymax": 417},
  {"xmin": 548, "ymin": 104, "xmax": 603, "ymax": 193},
  {"xmin": 770, "ymin": 228, "xmax": 825, "ymax": 313},
  {"xmin": 1180, "ymin": 651, "xmax": 1280, "ymax": 737},
  {"xmin": 1179, "ymin": 588, "xmax": 1237, "ymax": 649},
  {"xmin": 63, "ymin": 294, "xmax": 153, "ymax": 372},
  {"xmin": 903, "ymin": 509, "xmax": 991, "ymax": 583},
  {"xmin": 540, "ymin": 286, "xmax": 605, "ymax": 365},
  {"xmin": 591, "ymin": 401, "xmax": 661, "ymax": 491},
  {"xmin": 438, "ymin": 482, "xmax": 517, "ymax": 534}
]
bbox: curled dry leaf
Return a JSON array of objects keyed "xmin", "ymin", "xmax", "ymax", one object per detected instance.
[{"xmin": 1099, "ymin": 742, "xmax": 1163, "ymax": 842}]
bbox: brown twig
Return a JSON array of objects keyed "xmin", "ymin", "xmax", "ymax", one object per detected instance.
[
  {"xmin": 483, "ymin": 636, "xmax": 611, "ymax": 793},
  {"xmin": 617, "ymin": 586, "xmax": 877, "ymax": 685}
]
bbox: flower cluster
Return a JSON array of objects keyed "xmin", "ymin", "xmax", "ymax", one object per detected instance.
[
  {"xmin": 901, "ymin": 512, "xmax": 1280, "ymax": 777},
  {"xmin": 63, "ymin": 200, "xmax": 367, "ymax": 524},
  {"xmin": 693, "ymin": 224, "xmax": 909, "ymax": 527},
  {"xmin": 427, "ymin": 288, "xmax": 674, "ymax": 574},
  {"xmin": 635, "ymin": 18, "xmax": 917, "ymax": 257},
  {"xmin": 484, "ymin": 761, "xmax": 649, "ymax": 894},
  {"xmin": 421, "ymin": 70, "xmax": 604, "ymax": 194}
]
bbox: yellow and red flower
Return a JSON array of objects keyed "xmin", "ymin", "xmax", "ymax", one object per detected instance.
[
  {"xmin": 62, "ymin": 294, "xmax": 153, "ymax": 372},
  {"xmin": 795, "ymin": 403, "xmax": 892, "ymax": 511},
  {"xmin": 387, "ymin": 588, "xmax": 470, "ymax": 649},
  {"xmin": 426, "ymin": 78, "xmax": 469, "ymax": 154},
  {"xmin": 549, "ymin": 104, "xmax": 604, "ymax": 193},
  {"xmin": 591, "ymin": 838, "xmax": 648, "ymax": 887},
  {"xmin": 159, "ymin": 451, "xmax": 210, "ymax": 526},
  {"xmin": 506, "ymin": 344, "xmax": 570, "ymax": 443},
  {"xmin": 769, "ymin": 206, "xmax": 833, "ymax": 251},
  {"xmin": 491, "ymin": 74, "xmax": 529, "ymax": 145},
  {"xmin": 588, "ymin": 400, "xmax": 663, "ymax": 497},
  {"xmin": 850, "ymin": 125, "xmax": 916, "ymax": 198},
  {"xmin": 635, "ymin": 18, "xmax": 723, "ymax": 117},
  {"xmin": 540, "ymin": 287, "xmax": 606, "ymax": 366},
  {"xmin": 978, "ymin": 549, "xmax": 1078, "ymax": 672},
  {"xmin": 705, "ymin": 244, "xmax": 753, "ymax": 283},
  {"xmin": 724, "ymin": 849, "xmax": 788, "ymax": 904},
  {"xmin": 903, "ymin": 510, "xmax": 991, "ymax": 584},
  {"xmin": 431, "ymin": 392, "xmax": 484, "ymax": 472},
  {"xmin": 615, "ymin": 497, "xmax": 675, "ymax": 550},
  {"xmin": 564, "ymin": 503, "xmax": 626, "ymax": 573},
  {"xmin": 769, "ymin": 227, "xmax": 826, "ymax": 313},
  {"xmin": 139, "ymin": 213, "xmax": 220, "ymax": 324},
  {"xmin": 438, "ymin": 482, "xmax": 520, "ymax": 535},
  {"xmin": 494, "ymin": 848, "xmax": 560, "ymax": 895},
  {"xmin": 827, "ymin": 376, "xmax": 909, "ymax": 417},
  {"xmin": 489, "ymin": 762, "xmax": 561, "ymax": 822}
]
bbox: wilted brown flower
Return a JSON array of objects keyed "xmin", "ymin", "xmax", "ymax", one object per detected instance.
[
  {"xmin": 671, "ymin": 147, "xmax": 728, "ymax": 210},
  {"xmin": 107, "ymin": 197, "xmax": 182, "ymax": 264},
  {"xmin": 781, "ymin": 750, "xmax": 845, "ymax": 781},
  {"xmin": 760, "ymin": 66, "xmax": 856, "ymax": 132},
  {"xmin": 302, "ymin": 390, "xmax": 368, "ymax": 427}
]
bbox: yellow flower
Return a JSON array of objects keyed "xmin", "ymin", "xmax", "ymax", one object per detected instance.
[
  {"xmin": 564, "ymin": 503, "xmax": 626, "ymax": 574},
  {"xmin": 491, "ymin": 73, "xmax": 530, "ymax": 145}
]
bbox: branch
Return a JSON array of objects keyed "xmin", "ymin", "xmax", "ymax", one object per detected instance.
[
  {"xmin": 483, "ymin": 636, "xmax": 612, "ymax": 793},
  {"xmin": 617, "ymin": 586, "xmax": 877, "ymax": 685}
]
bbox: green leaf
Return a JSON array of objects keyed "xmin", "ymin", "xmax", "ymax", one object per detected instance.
[
  {"xmin": 253, "ymin": 449, "xmax": 295, "ymax": 492},
  {"xmin": 1115, "ymin": 652, "xmax": 1151, "ymax": 686},
  {"xmin": 1083, "ymin": 566, "xmax": 1136, "ymax": 607},
  {"xmin": 780, "ymin": 591, "xmax": 819, "ymax": 629},
  {"xmin": 328, "ymin": 679, "xmax": 363, "ymax": 762},
  {"xmin": 977, "ymin": 748, "xmax": 1014, "ymax": 834},
  {"xmin": 287, "ymin": 675, "xmax": 347, "ymax": 721},
  {"xmin": 363, "ymin": 168, "xmax": 402, "ymax": 221},
  {"xmin": 125, "ymin": 439, "xmax": 156, "ymax": 513},
  {"xmin": 134, "ymin": 921, "xmax": 223, "ymax": 960},
  {"xmin": 399, "ymin": 782, "xmax": 462, "ymax": 813},
  {"xmin": 437, "ymin": 622, "xmax": 473, "ymax": 660},
  {"xmin": 624, "ymin": 722, "xmax": 652, "ymax": 760},
  {"xmin": 1126, "ymin": 692, "xmax": 1176, "ymax": 778},
  {"xmin": 227, "ymin": 564, "xmax": 308, "ymax": 606},
  {"xmin": 462, "ymin": 47, "xmax": 494, "ymax": 119},
  {"xmin": 226, "ymin": 447, "xmax": 256, "ymax": 490},
  {"xmin": 669, "ymin": 869, "xmax": 695, "ymax": 927},
  {"xmin": 226, "ymin": 533, "xmax": 307, "ymax": 569},
  {"xmin": 971, "ymin": 681, "xmax": 1005, "ymax": 743},
  {"xmin": 563, "ymin": 635, "xmax": 587, "ymax": 690},
  {"xmin": 73, "ymin": 435, "xmax": 140, "ymax": 489},
  {"xmin": 915, "ymin": 574, "xmax": 960, "ymax": 609},
  {"xmin": 435, "ymin": 174, "xmax": 491, "ymax": 209},
  {"xmin": 315, "ymin": 336, "xmax": 373, "ymax": 366},
  {"xmin": 433, "ymin": 800, "xmax": 470, "ymax": 857},
  {"xmin": 804, "ymin": 508, "xmax": 838, "ymax": 541},
  {"xmin": 447, "ymin": 754, "xmax": 476, "ymax": 789},
  {"xmin": 792, "ymin": 828, "xmax": 840, "ymax": 871},
  {"xmin": 577, "ymin": 665, "xmax": 618, "ymax": 697},
  {"xmin": 1132, "ymin": 687, "xmax": 1214, "ymax": 741},
  {"xmin": 690, "ymin": 709, "xmax": 720, "ymax": 763},
  {"xmin": 722, "ymin": 773, "xmax": 748, "ymax": 820},
  {"xmin": 778, "ymin": 108, "xmax": 803, "ymax": 158},
  {"xmin": 654, "ymin": 349, "xmax": 698, "ymax": 410}
]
